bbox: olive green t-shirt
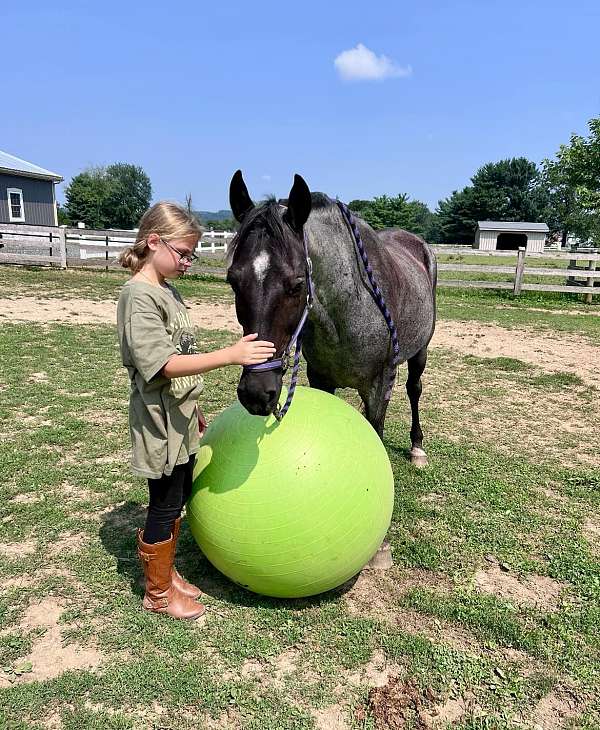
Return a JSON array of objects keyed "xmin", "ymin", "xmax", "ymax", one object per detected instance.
[{"xmin": 117, "ymin": 279, "xmax": 204, "ymax": 479}]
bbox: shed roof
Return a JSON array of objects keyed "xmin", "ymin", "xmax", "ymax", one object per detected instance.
[
  {"xmin": 0, "ymin": 150, "xmax": 63, "ymax": 182},
  {"xmin": 477, "ymin": 220, "xmax": 549, "ymax": 233}
]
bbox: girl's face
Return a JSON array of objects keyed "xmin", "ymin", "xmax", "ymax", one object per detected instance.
[{"xmin": 146, "ymin": 234, "xmax": 199, "ymax": 279}]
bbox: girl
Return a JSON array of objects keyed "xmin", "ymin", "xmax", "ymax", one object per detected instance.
[{"xmin": 117, "ymin": 202, "xmax": 275, "ymax": 620}]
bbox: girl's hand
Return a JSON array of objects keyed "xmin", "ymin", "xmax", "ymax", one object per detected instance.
[{"xmin": 229, "ymin": 333, "xmax": 276, "ymax": 366}]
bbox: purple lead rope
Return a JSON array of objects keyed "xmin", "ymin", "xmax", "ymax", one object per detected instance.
[{"xmin": 336, "ymin": 201, "xmax": 401, "ymax": 401}]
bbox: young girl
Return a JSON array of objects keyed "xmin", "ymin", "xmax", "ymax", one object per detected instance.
[{"xmin": 117, "ymin": 202, "xmax": 275, "ymax": 620}]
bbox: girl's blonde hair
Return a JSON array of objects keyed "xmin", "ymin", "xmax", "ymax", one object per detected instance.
[{"xmin": 119, "ymin": 202, "xmax": 203, "ymax": 273}]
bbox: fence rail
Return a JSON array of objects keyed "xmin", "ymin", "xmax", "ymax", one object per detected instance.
[
  {"xmin": 430, "ymin": 245, "xmax": 599, "ymax": 302},
  {"xmin": 0, "ymin": 224, "xmax": 598, "ymax": 301},
  {"xmin": 0, "ymin": 223, "xmax": 234, "ymax": 270}
]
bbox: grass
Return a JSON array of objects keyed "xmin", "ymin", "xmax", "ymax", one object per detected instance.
[{"xmin": 0, "ymin": 267, "xmax": 598, "ymax": 727}]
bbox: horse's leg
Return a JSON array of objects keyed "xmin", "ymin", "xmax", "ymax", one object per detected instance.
[
  {"xmin": 306, "ymin": 363, "xmax": 336, "ymax": 394},
  {"xmin": 360, "ymin": 370, "xmax": 394, "ymax": 571},
  {"xmin": 359, "ymin": 369, "xmax": 393, "ymax": 439},
  {"xmin": 406, "ymin": 347, "xmax": 428, "ymax": 468}
]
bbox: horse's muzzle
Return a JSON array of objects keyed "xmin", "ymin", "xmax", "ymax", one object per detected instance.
[{"xmin": 237, "ymin": 369, "xmax": 282, "ymax": 416}]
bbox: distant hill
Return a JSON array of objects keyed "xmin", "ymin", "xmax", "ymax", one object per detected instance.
[{"xmin": 197, "ymin": 209, "xmax": 233, "ymax": 222}]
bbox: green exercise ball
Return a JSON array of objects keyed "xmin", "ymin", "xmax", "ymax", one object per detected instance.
[{"xmin": 187, "ymin": 386, "xmax": 394, "ymax": 598}]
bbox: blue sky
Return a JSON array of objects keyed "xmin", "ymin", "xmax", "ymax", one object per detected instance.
[{"xmin": 2, "ymin": 0, "xmax": 599, "ymax": 210}]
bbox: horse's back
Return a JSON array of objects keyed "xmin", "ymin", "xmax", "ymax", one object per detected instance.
[{"xmin": 377, "ymin": 228, "xmax": 437, "ymax": 288}]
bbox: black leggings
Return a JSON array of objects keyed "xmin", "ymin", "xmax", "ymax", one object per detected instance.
[{"xmin": 143, "ymin": 455, "xmax": 196, "ymax": 544}]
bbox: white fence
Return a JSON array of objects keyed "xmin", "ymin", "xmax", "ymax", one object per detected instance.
[
  {"xmin": 1, "ymin": 224, "xmax": 598, "ymax": 301},
  {"xmin": 0, "ymin": 223, "xmax": 235, "ymax": 268},
  {"xmin": 432, "ymin": 245, "xmax": 600, "ymax": 302}
]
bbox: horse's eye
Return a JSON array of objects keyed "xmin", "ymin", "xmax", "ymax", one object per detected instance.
[{"xmin": 285, "ymin": 279, "xmax": 304, "ymax": 296}]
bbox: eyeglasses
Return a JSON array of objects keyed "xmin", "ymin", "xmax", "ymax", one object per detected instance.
[{"xmin": 160, "ymin": 238, "xmax": 198, "ymax": 265}]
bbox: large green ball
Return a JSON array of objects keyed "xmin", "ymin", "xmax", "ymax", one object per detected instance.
[{"xmin": 188, "ymin": 386, "xmax": 394, "ymax": 598}]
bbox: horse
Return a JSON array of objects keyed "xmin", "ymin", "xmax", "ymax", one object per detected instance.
[{"xmin": 226, "ymin": 170, "xmax": 437, "ymax": 467}]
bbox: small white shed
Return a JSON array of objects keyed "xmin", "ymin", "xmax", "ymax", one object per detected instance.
[{"xmin": 474, "ymin": 221, "xmax": 549, "ymax": 253}]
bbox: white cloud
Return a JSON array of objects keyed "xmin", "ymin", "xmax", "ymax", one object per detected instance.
[{"xmin": 334, "ymin": 43, "xmax": 412, "ymax": 82}]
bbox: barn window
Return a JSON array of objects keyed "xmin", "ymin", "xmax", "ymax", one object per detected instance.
[{"xmin": 7, "ymin": 188, "xmax": 25, "ymax": 222}]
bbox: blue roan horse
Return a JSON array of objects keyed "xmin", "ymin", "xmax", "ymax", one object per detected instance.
[{"xmin": 227, "ymin": 171, "xmax": 437, "ymax": 467}]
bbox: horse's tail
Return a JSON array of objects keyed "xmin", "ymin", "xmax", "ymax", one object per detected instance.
[{"xmin": 422, "ymin": 241, "xmax": 437, "ymax": 291}]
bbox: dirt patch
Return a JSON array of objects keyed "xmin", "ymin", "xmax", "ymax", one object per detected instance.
[
  {"xmin": 420, "ymin": 695, "xmax": 477, "ymax": 728},
  {"xmin": 55, "ymin": 481, "xmax": 95, "ymax": 502},
  {"xmin": 0, "ymin": 295, "xmax": 241, "ymax": 331},
  {"xmin": 1, "ymin": 575, "xmax": 36, "ymax": 591},
  {"xmin": 79, "ymin": 409, "xmax": 122, "ymax": 427},
  {"xmin": 9, "ymin": 492, "xmax": 43, "ymax": 505},
  {"xmin": 345, "ymin": 649, "xmax": 403, "ymax": 689},
  {"xmin": 530, "ymin": 689, "xmax": 582, "ymax": 729},
  {"xmin": 27, "ymin": 371, "xmax": 49, "ymax": 383},
  {"xmin": 474, "ymin": 567, "xmax": 565, "ymax": 611},
  {"xmin": 341, "ymin": 569, "xmax": 486, "ymax": 655},
  {"xmin": 344, "ymin": 569, "xmax": 452, "ymax": 620},
  {"xmin": 0, "ymin": 539, "xmax": 37, "ymax": 558},
  {"xmin": 48, "ymin": 532, "xmax": 87, "ymax": 556},
  {"xmin": 356, "ymin": 677, "xmax": 432, "ymax": 729},
  {"xmin": 582, "ymin": 518, "xmax": 600, "ymax": 546},
  {"xmin": 312, "ymin": 706, "xmax": 350, "ymax": 729},
  {"xmin": 0, "ymin": 597, "xmax": 104, "ymax": 686},
  {"xmin": 432, "ymin": 321, "xmax": 600, "ymax": 388},
  {"xmin": 40, "ymin": 711, "xmax": 63, "ymax": 729},
  {"xmin": 238, "ymin": 647, "xmax": 302, "ymax": 688}
]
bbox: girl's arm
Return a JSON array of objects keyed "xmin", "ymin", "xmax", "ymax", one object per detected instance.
[{"xmin": 162, "ymin": 333, "xmax": 275, "ymax": 379}]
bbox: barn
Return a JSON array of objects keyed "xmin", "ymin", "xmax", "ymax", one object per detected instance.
[
  {"xmin": 0, "ymin": 150, "xmax": 63, "ymax": 227},
  {"xmin": 474, "ymin": 221, "xmax": 549, "ymax": 253}
]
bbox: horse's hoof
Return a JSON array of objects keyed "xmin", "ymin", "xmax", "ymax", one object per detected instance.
[
  {"xmin": 365, "ymin": 540, "xmax": 393, "ymax": 570},
  {"xmin": 409, "ymin": 447, "xmax": 428, "ymax": 468}
]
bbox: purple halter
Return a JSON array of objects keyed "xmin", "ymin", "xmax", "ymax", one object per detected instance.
[{"xmin": 242, "ymin": 230, "xmax": 314, "ymax": 420}]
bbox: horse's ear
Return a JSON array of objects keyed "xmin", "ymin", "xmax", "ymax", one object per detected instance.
[
  {"xmin": 229, "ymin": 170, "xmax": 255, "ymax": 223},
  {"xmin": 284, "ymin": 174, "xmax": 311, "ymax": 233}
]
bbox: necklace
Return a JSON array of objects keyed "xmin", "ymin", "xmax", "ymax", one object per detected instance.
[{"xmin": 137, "ymin": 270, "xmax": 168, "ymax": 289}]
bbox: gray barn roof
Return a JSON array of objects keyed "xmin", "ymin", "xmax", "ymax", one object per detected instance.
[
  {"xmin": 0, "ymin": 150, "xmax": 63, "ymax": 182},
  {"xmin": 477, "ymin": 221, "xmax": 549, "ymax": 233}
]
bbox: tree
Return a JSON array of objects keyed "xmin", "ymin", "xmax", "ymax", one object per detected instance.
[
  {"xmin": 64, "ymin": 164, "xmax": 152, "ymax": 229},
  {"xmin": 64, "ymin": 166, "xmax": 111, "ymax": 229},
  {"xmin": 202, "ymin": 218, "xmax": 237, "ymax": 231},
  {"xmin": 56, "ymin": 204, "xmax": 71, "ymax": 226},
  {"xmin": 435, "ymin": 157, "xmax": 548, "ymax": 244},
  {"xmin": 541, "ymin": 117, "xmax": 600, "ymax": 245},
  {"xmin": 348, "ymin": 194, "xmax": 435, "ymax": 238}
]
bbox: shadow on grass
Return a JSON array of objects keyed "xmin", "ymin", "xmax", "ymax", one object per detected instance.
[{"xmin": 99, "ymin": 500, "xmax": 359, "ymax": 611}]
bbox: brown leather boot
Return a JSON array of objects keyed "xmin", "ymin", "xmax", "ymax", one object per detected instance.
[
  {"xmin": 171, "ymin": 517, "xmax": 202, "ymax": 600},
  {"xmin": 137, "ymin": 530, "xmax": 205, "ymax": 620}
]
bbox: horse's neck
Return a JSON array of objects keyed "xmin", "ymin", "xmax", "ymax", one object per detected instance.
[{"xmin": 305, "ymin": 212, "xmax": 364, "ymax": 293}]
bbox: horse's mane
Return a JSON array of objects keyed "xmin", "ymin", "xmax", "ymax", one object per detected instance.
[{"xmin": 227, "ymin": 193, "xmax": 335, "ymax": 266}]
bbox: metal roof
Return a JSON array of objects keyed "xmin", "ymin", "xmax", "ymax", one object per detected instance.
[
  {"xmin": 477, "ymin": 220, "xmax": 549, "ymax": 233},
  {"xmin": 0, "ymin": 150, "xmax": 63, "ymax": 182}
]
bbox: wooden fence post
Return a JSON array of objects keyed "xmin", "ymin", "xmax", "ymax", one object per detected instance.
[
  {"xmin": 58, "ymin": 226, "xmax": 67, "ymax": 269},
  {"xmin": 584, "ymin": 258, "xmax": 596, "ymax": 305},
  {"xmin": 513, "ymin": 247, "xmax": 526, "ymax": 296}
]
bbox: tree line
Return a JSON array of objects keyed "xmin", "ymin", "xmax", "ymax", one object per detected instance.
[
  {"xmin": 59, "ymin": 116, "xmax": 599, "ymax": 245},
  {"xmin": 349, "ymin": 116, "xmax": 600, "ymax": 246}
]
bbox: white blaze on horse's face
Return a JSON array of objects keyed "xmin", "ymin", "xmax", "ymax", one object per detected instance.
[{"xmin": 252, "ymin": 251, "xmax": 270, "ymax": 285}]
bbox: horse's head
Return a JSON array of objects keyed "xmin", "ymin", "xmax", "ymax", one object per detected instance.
[{"xmin": 228, "ymin": 170, "xmax": 312, "ymax": 416}]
